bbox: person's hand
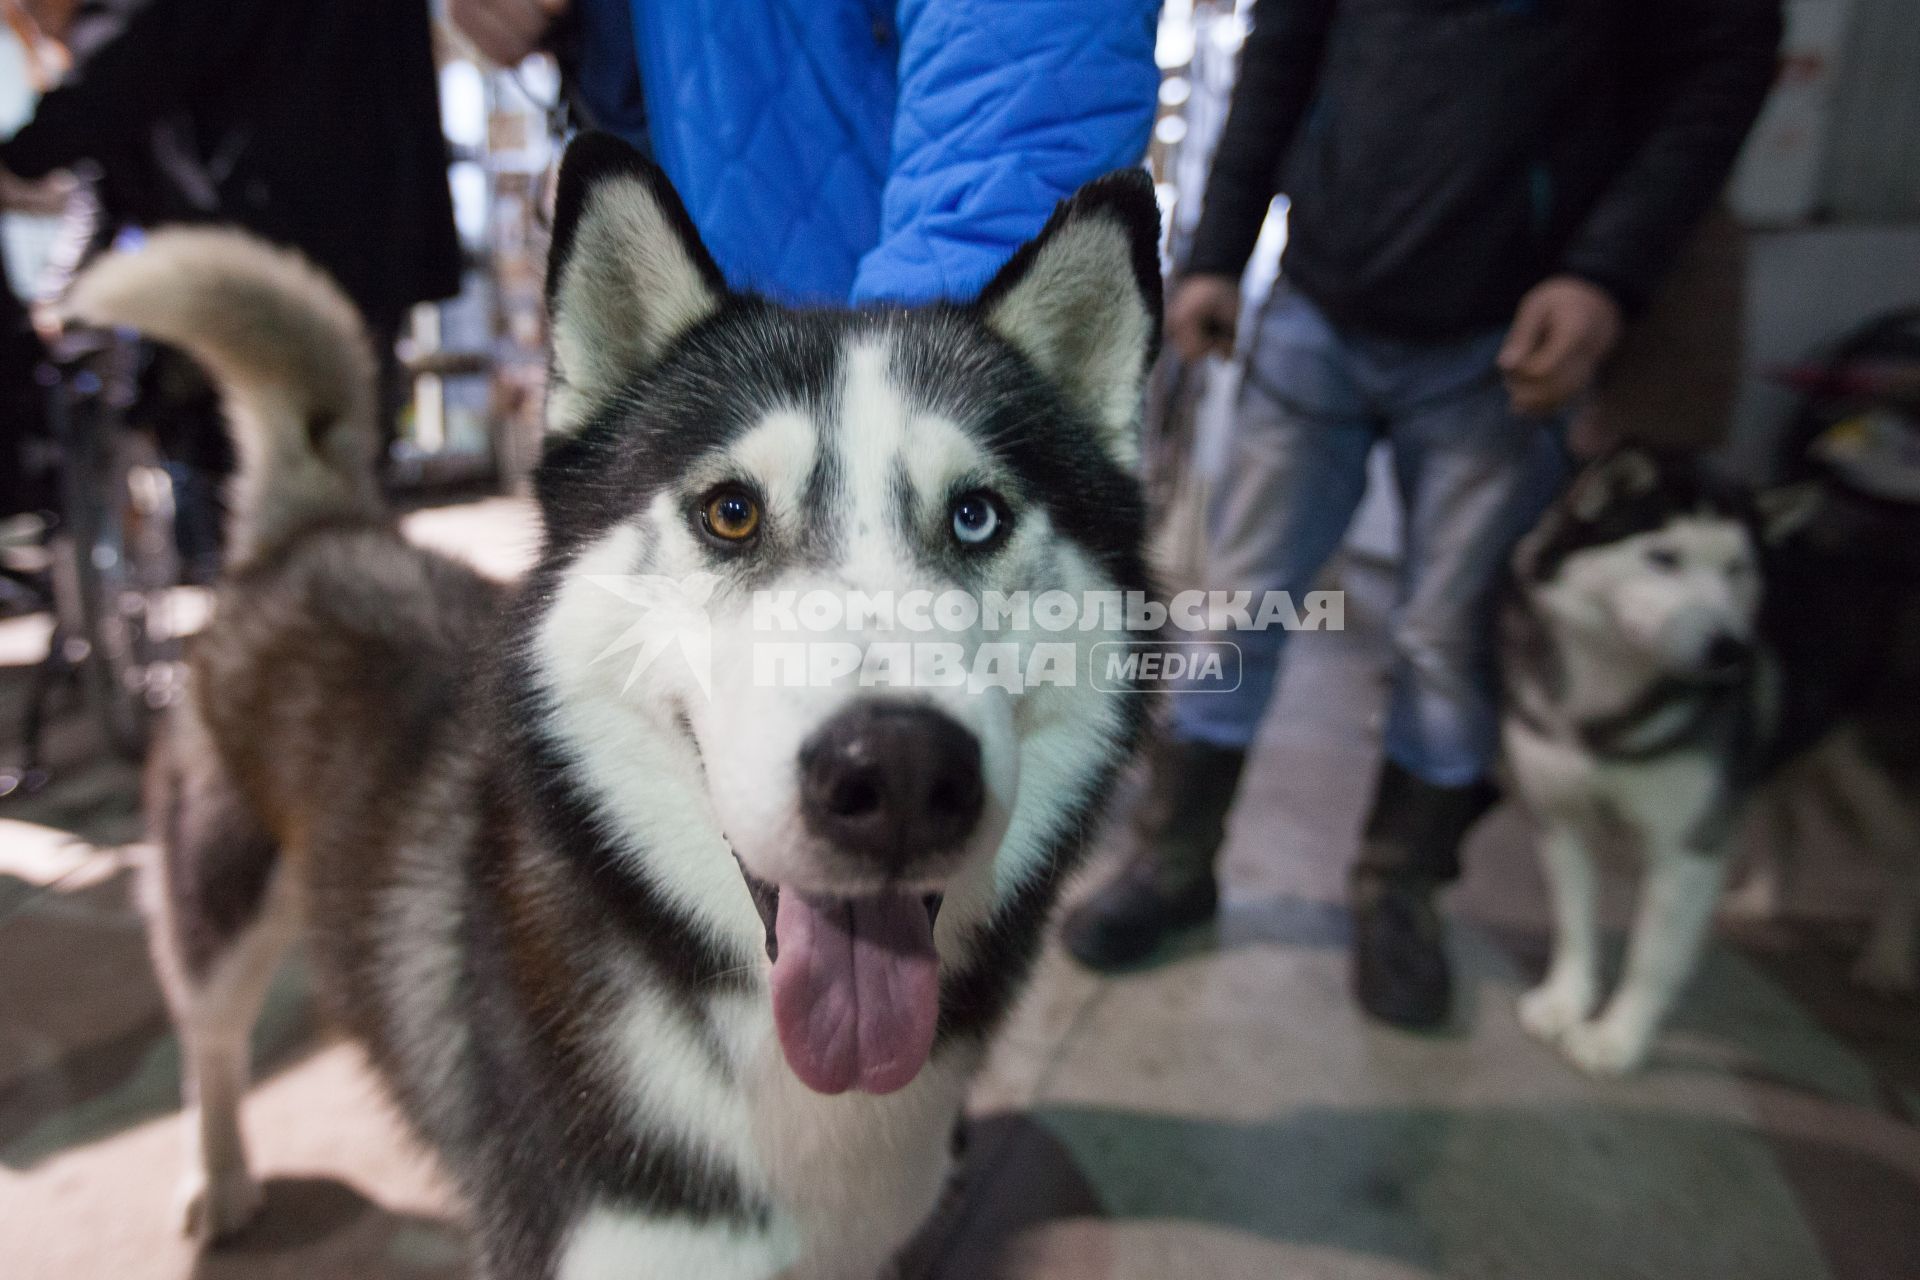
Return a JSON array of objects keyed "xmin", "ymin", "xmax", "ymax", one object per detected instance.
[
  {"xmin": 1167, "ymin": 275, "xmax": 1241, "ymax": 363},
  {"xmin": 30, "ymin": 303, "xmax": 63, "ymax": 345},
  {"xmin": 449, "ymin": 0, "xmax": 569, "ymax": 67},
  {"xmin": 1497, "ymin": 275, "xmax": 1623, "ymax": 417}
]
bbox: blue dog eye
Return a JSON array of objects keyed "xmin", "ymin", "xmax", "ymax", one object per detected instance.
[
  {"xmin": 1646, "ymin": 548, "xmax": 1681, "ymax": 571},
  {"xmin": 951, "ymin": 493, "xmax": 1002, "ymax": 546}
]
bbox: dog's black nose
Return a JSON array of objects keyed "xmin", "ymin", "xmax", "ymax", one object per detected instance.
[
  {"xmin": 799, "ymin": 702, "xmax": 984, "ymax": 870},
  {"xmin": 1702, "ymin": 635, "xmax": 1753, "ymax": 673}
]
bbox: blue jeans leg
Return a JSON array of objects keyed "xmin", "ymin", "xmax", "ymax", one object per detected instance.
[
  {"xmin": 1379, "ymin": 380, "xmax": 1568, "ymax": 787},
  {"xmin": 1171, "ymin": 361, "xmax": 1375, "ymax": 747}
]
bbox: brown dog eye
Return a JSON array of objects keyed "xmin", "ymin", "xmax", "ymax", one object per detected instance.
[{"xmin": 702, "ymin": 488, "xmax": 761, "ymax": 542}]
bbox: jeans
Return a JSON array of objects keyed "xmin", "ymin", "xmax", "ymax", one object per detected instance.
[{"xmin": 1172, "ymin": 290, "xmax": 1568, "ymax": 788}]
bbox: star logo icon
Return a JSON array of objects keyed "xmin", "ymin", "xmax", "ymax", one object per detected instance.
[{"xmin": 583, "ymin": 572, "xmax": 719, "ymax": 698}]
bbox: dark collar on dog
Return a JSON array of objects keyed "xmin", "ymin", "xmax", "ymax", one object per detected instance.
[
  {"xmin": 1573, "ymin": 678, "xmax": 1745, "ymax": 761},
  {"xmin": 1503, "ymin": 599, "xmax": 1754, "ymax": 763}
]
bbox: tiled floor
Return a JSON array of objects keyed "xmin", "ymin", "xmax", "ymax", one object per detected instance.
[{"xmin": 2, "ymin": 498, "xmax": 1917, "ymax": 1279}]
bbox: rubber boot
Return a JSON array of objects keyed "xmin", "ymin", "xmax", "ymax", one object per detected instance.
[
  {"xmin": 1350, "ymin": 761, "xmax": 1497, "ymax": 1030},
  {"xmin": 1061, "ymin": 737, "xmax": 1247, "ymax": 970}
]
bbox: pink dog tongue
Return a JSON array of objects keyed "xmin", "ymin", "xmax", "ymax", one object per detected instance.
[{"xmin": 771, "ymin": 891, "xmax": 940, "ymax": 1095}]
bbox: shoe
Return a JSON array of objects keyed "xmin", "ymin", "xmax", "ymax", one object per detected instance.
[
  {"xmin": 1351, "ymin": 875, "xmax": 1451, "ymax": 1029},
  {"xmin": 1347, "ymin": 761, "xmax": 1497, "ymax": 1029},
  {"xmin": 1061, "ymin": 738, "xmax": 1246, "ymax": 970}
]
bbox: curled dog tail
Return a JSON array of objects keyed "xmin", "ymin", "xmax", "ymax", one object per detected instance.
[{"xmin": 65, "ymin": 227, "xmax": 384, "ymax": 564}]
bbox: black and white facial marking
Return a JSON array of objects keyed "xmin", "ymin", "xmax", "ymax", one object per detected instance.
[
  {"xmin": 1517, "ymin": 448, "xmax": 1764, "ymax": 681},
  {"xmin": 516, "ymin": 133, "xmax": 1160, "ymax": 1094}
]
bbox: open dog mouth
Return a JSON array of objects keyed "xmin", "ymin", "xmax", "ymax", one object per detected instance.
[{"xmin": 734, "ymin": 854, "xmax": 944, "ymax": 1096}]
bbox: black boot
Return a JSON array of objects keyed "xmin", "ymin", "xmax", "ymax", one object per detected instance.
[
  {"xmin": 1061, "ymin": 738, "xmax": 1247, "ymax": 971},
  {"xmin": 1350, "ymin": 762, "xmax": 1497, "ymax": 1030}
]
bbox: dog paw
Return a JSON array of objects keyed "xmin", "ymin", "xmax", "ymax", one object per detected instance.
[
  {"xmin": 1558, "ymin": 1020, "xmax": 1650, "ymax": 1078},
  {"xmin": 1851, "ymin": 949, "xmax": 1918, "ymax": 996},
  {"xmin": 174, "ymin": 1166, "xmax": 262, "ymax": 1244},
  {"xmin": 1518, "ymin": 982, "xmax": 1595, "ymax": 1043}
]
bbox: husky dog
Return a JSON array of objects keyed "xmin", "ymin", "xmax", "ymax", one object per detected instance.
[
  {"xmin": 1502, "ymin": 447, "xmax": 1920, "ymax": 1077},
  {"xmin": 67, "ymin": 134, "xmax": 1162, "ymax": 1277}
]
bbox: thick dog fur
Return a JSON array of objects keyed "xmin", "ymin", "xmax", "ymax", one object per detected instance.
[
  {"xmin": 1503, "ymin": 447, "xmax": 1920, "ymax": 1076},
  {"xmin": 64, "ymin": 229, "xmax": 384, "ymax": 562},
  {"xmin": 74, "ymin": 135, "xmax": 1163, "ymax": 1277}
]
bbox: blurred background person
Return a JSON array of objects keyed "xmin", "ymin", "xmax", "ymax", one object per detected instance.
[
  {"xmin": 1, "ymin": 0, "xmax": 459, "ymax": 352},
  {"xmin": 1064, "ymin": 0, "xmax": 1783, "ymax": 1032},
  {"xmin": 0, "ymin": 0, "xmax": 64, "ymax": 540},
  {"xmin": 0, "ymin": 234, "xmax": 46, "ymax": 533},
  {"xmin": 448, "ymin": 0, "xmax": 1161, "ymax": 305},
  {"xmin": 0, "ymin": 0, "xmax": 461, "ymax": 570}
]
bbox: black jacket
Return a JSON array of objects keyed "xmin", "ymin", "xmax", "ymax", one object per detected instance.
[
  {"xmin": 1, "ymin": 0, "xmax": 461, "ymax": 330},
  {"xmin": 1186, "ymin": 0, "xmax": 1782, "ymax": 341}
]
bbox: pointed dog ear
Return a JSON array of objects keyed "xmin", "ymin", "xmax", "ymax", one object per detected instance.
[
  {"xmin": 544, "ymin": 132, "xmax": 726, "ymax": 435},
  {"xmin": 1569, "ymin": 445, "xmax": 1662, "ymax": 521},
  {"xmin": 1756, "ymin": 481, "xmax": 1824, "ymax": 545},
  {"xmin": 977, "ymin": 171, "xmax": 1163, "ymax": 471}
]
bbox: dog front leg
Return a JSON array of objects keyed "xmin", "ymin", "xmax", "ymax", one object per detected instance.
[
  {"xmin": 159, "ymin": 879, "xmax": 296, "ymax": 1242},
  {"xmin": 1518, "ymin": 824, "xmax": 1602, "ymax": 1042},
  {"xmin": 1561, "ymin": 848, "xmax": 1727, "ymax": 1077}
]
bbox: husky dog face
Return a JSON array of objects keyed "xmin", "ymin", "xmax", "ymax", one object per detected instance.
[
  {"xmin": 513, "ymin": 134, "xmax": 1159, "ymax": 1095},
  {"xmin": 1518, "ymin": 448, "xmax": 1762, "ymax": 680}
]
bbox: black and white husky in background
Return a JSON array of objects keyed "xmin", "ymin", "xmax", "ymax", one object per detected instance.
[
  {"xmin": 1502, "ymin": 447, "xmax": 1920, "ymax": 1077},
  {"xmin": 66, "ymin": 134, "xmax": 1162, "ymax": 1277}
]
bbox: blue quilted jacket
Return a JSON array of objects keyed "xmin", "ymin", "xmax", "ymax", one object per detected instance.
[{"xmin": 574, "ymin": 0, "xmax": 1160, "ymax": 306}]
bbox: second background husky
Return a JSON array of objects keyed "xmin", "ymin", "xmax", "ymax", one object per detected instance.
[{"xmin": 1503, "ymin": 448, "xmax": 1920, "ymax": 1076}]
